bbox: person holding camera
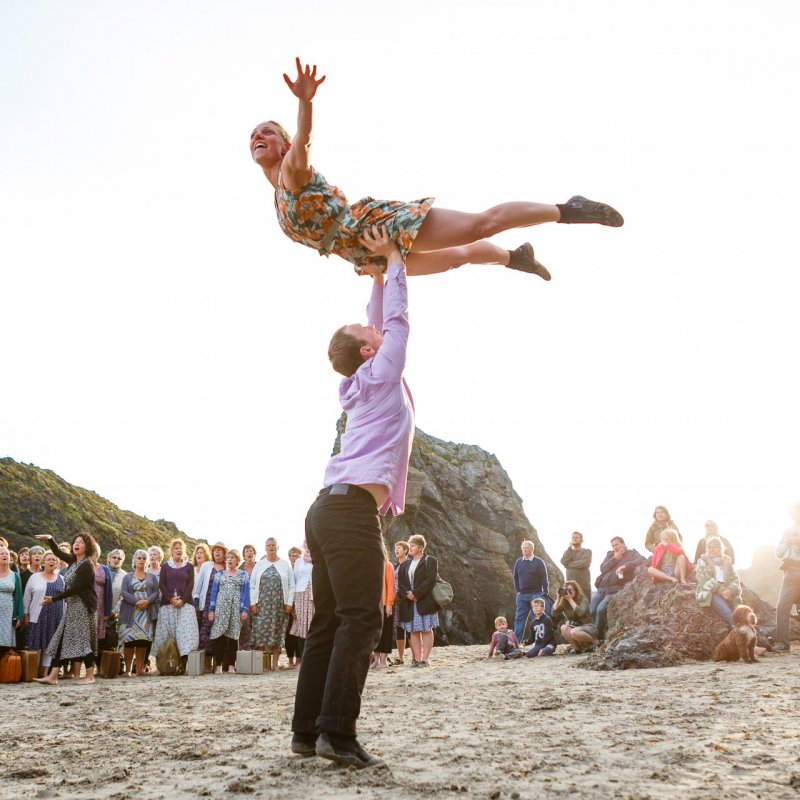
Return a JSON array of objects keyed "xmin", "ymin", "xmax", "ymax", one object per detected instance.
[{"xmin": 552, "ymin": 580, "xmax": 598, "ymax": 653}]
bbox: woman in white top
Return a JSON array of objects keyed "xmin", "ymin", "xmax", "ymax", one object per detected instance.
[
  {"xmin": 23, "ymin": 552, "xmax": 65, "ymax": 677},
  {"xmin": 287, "ymin": 546, "xmax": 314, "ymax": 669},
  {"xmin": 249, "ymin": 538, "xmax": 295, "ymax": 671}
]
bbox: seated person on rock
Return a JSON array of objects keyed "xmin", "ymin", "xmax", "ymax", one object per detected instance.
[
  {"xmin": 552, "ymin": 580, "xmax": 599, "ymax": 653},
  {"xmin": 487, "ymin": 616, "xmax": 522, "ymax": 660},
  {"xmin": 523, "ymin": 598, "xmax": 556, "ymax": 658},
  {"xmin": 648, "ymin": 528, "xmax": 693, "ymax": 585},
  {"xmin": 590, "ymin": 537, "xmax": 647, "ymax": 638},
  {"xmin": 695, "ymin": 538, "xmax": 768, "ymax": 656},
  {"xmin": 694, "ymin": 537, "xmax": 741, "ymax": 625}
]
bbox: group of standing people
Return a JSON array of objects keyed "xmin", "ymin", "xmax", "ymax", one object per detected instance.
[{"xmin": 0, "ymin": 533, "xmax": 316, "ymax": 682}]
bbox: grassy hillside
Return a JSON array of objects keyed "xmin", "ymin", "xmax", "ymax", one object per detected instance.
[{"xmin": 0, "ymin": 457, "xmax": 199, "ymax": 557}]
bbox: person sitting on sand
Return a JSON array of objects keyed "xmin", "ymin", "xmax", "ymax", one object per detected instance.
[
  {"xmin": 648, "ymin": 528, "xmax": 693, "ymax": 585},
  {"xmin": 523, "ymin": 598, "xmax": 556, "ymax": 658},
  {"xmin": 552, "ymin": 580, "xmax": 598, "ymax": 653},
  {"xmin": 487, "ymin": 616, "xmax": 522, "ymax": 660},
  {"xmin": 252, "ymin": 59, "xmax": 624, "ymax": 280}
]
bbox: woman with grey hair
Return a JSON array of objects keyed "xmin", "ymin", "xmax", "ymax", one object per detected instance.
[
  {"xmin": 107, "ymin": 549, "xmax": 126, "ymax": 615},
  {"xmin": 120, "ymin": 550, "xmax": 160, "ymax": 676}
]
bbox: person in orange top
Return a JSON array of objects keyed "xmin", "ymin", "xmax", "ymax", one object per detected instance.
[{"xmin": 371, "ymin": 544, "xmax": 397, "ymax": 670}]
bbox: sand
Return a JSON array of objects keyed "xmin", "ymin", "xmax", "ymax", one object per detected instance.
[{"xmin": 3, "ymin": 645, "xmax": 800, "ymax": 800}]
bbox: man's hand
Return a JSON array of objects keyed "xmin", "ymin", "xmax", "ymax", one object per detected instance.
[
  {"xmin": 283, "ymin": 58, "xmax": 326, "ymax": 101},
  {"xmin": 359, "ymin": 225, "xmax": 402, "ymax": 261},
  {"xmin": 208, "ymin": 611, "xmax": 215, "ymax": 622},
  {"xmin": 358, "ymin": 259, "xmax": 386, "ymax": 278}
]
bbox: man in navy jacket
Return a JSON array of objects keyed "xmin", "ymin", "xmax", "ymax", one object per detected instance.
[
  {"xmin": 590, "ymin": 537, "xmax": 646, "ymax": 638},
  {"xmin": 512, "ymin": 540, "xmax": 551, "ymax": 641}
]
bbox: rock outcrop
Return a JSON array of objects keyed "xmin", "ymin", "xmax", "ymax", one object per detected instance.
[
  {"xmin": 584, "ymin": 569, "xmax": 798, "ymax": 671},
  {"xmin": 0, "ymin": 458, "xmax": 198, "ymax": 557},
  {"xmin": 334, "ymin": 420, "xmax": 562, "ymax": 645}
]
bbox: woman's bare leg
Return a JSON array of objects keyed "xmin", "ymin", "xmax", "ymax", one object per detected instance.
[
  {"xmin": 421, "ymin": 631, "xmax": 434, "ymax": 663},
  {"xmin": 406, "ymin": 240, "xmax": 549, "ymax": 280},
  {"xmin": 413, "ymin": 205, "xmax": 559, "ymax": 252},
  {"xmin": 648, "ymin": 566, "xmax": 678, "ymax": 584},
  {"xmin": 408, "ymin": 633, "xmax": 422, "ymax": 663},
  {"xmin": 560, "ymin": 624, "xmax": 575, "ymax": 646},
  {"xmin": 406, "ymin": 241, "xmax": 509, "ymax": 276},
  {"xmin": 33, "ymin": 666, "xmax": 60, "ymax": 685}
]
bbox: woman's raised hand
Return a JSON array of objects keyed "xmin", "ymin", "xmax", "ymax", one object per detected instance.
[{"xmin": 283, "ymin": 57, "xmax": 326, "ymax": 101}]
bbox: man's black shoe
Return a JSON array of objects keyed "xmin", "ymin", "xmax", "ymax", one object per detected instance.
[
  {"xmin": 316, "ymin": 732, "xmax": 385, "ymax": 769},
  {"xmin": 291, "ymin": 733, "xmax": 318, "ymax": 756}
]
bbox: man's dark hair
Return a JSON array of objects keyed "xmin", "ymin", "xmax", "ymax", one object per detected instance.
[{"xmin": 610, "ymin": 536, "xmax": 625, "ymax": 546}]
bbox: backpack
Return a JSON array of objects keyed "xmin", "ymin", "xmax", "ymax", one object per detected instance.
[{"xmin": 156, "ymin": 637, "xmax": 181, "ymax": 675}]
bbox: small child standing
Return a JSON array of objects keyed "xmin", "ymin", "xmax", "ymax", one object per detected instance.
[
  {"xmin": 524, "ymin": 598, "xmax": 556, "ymax": 658},
  {"xmin": 486, "ymin": 617, "xmax": 522, "ymax": 660}
]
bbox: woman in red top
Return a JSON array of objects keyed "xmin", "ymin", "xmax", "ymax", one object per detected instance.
[{"xmin": 648, "ymin": 528, "xmax": 692, "ymax": 585}]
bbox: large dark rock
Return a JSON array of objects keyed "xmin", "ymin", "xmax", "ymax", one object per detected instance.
[
  {"xmin": 335, "ymin": 421, "xmax": 562, "ymax": 645},
  {"xmin": 584, "ymin": 570, "xmax": 798, "ymax": 671}
]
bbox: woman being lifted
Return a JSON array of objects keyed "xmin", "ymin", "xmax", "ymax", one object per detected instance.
[{"xmin": 251, "ymin": 59, "xmax": 624, "ymax": 280}]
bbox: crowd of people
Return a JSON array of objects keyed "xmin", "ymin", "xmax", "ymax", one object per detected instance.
[
  {"xmin": 0, "ymin": 530, "xmax": 449, "ymax": 681},
  {"xmin": 494, "ymin": 503, "xmax": 800, "ymax": 660},
  {"xmin": 0, "ymin": 534, "xmax": 322, "ymax": 682},
  {"xmin": 3, "ymin": 503, "xmax": 799, "ymax": 683}
]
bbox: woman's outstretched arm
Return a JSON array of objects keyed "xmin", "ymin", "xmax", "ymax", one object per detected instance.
[{"xmin": 281, "ymin": 57, "xmax": 325, "ymax": 190}]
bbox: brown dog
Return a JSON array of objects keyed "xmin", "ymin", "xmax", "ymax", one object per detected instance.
[{"xmin": 713, "ymin": 605, "xmax": 758, "ymax": 663}]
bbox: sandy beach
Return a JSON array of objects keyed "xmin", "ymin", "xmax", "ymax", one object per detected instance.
[{"xmin": 3, "ymin": 645, "xmax": 799, "ymax": 800}]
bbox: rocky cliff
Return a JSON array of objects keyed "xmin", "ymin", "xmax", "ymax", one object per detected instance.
[
  {"xmin": 333, "ymin": 417, "xmax": 562, "ymax": 644},
  {"xmin": 0, "ymin": 458, "xmax": 198, "ymax": 558}
]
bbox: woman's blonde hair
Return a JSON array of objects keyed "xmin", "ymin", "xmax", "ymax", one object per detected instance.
[
  {"xmin": 705, "ymin": 536, "xmax": 725, "ymax": 554},
  {"xmin": 660, "ymin": 528, "xmax": 680, "ymax": 545},
  {"xmin": 193, "ymin": 542, "xmax": 212, "ymax": 567},
  {"xmin": 168, "ymin": 538, "xmax": 185, "ymax": 555}
]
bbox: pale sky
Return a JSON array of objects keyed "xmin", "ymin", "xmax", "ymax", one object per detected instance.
[{"xmin": 2, "ymin": 0, "xmax": 798, "ymax": 571}]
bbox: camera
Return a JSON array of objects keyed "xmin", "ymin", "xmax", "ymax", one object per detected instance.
[{"xmin": 557, "ymin": 587, "xmax": 567, "ymax": 596}]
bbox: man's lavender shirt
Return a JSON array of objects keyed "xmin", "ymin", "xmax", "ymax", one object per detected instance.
[{"xmin": 323, "ymin": 261, "xmax": 415, "ymax": 516}]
